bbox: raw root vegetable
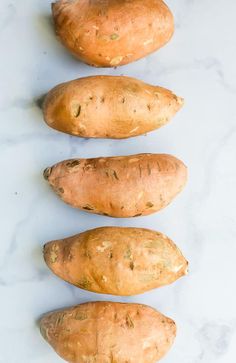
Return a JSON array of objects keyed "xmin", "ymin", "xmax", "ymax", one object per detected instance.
[
  {"xmin": 43, "ymin": 153, "xmax": 188, "ymax": 218},
  {"xmin": 40, "ymin": 301, "xmax": 176, "ymax": 363},
  {"xmin": 44, "ymin": 226, "xmax": 188, "ymax": 296},
  {"xmin": 43, "ymin": 76, "xmax": 184, "ymax": 139},
  {"xmin": 51, "ymin": 0, "xmax": 174, "ymax": 67}
]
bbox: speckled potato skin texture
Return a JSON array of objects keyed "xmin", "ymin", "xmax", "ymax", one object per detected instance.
[
  {"xmin": 44, "ymin": 153, "xmax": 188, "ymax": 218},
  {"xmin": 43, "ymin": 76, "xmax": 184, "ymax": 139},
  {"xmin": 44, "ymin": 226, "xmax": 188, "ymax": 296},
  {"xmin": 51, "ymin": 0, "xmax": 174, "ymax": 67},
  {"xmin": 40, "ymin": 301, "xmax": 176, "ymax": 363}
]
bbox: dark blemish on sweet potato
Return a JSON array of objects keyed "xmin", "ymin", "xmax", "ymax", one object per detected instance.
[
  {"xmin": 77, "ymin": 277, "xmax": 92, "ymax": 289},
  {"xmin": 134, "ymin": 213, "xmax": 142, "ymax": 217},
  {"xmin": 43, "ymin": 167, "xmax": 52, "ymax": 180},
  {"xmin": 101, "ymin": 97, "xmax": 105, "ymax": 103},
  {"xmin": 109, "ymin": 252, "xmax": 113, "ymax": 259},
  {"xmin": 126, "ymin": 314, "xmax": 134, "ymax": 328},
  {"xmin": 121, "ymin": 206, "xmax": 124, "ymax": 210},
  {"xmin": 113, "ymin": 170, "xmax": 119, "ymax": 180},
  {"xmin": 83, "ymin": 163, "xmax": 95, "ymax": 172},
  {"xmin": 82, "ymin": 205, "xmax": 94, "ymax": 211},
  {"xmin": 35, "ymin": 93, "xmax": 46, "ymax": 109},
  {"xmin": 122, "ymin": 97, "xmax": 126, "ymax": 103},
  {"xmin": 147, "ymin": 104, "xmax": 151, "ymax": 111},
  {"xmin": 147, "ymin": 163, "xmax": 151, "ymax": 175},
  {"xmin": 66, "ymin": 160, "xmax": 80, "ymax": 168},
  {"xmin": 133, "ymin": 109, "xmax": 137, "ymax": 113},
  {"xmin": 75, "ymin": 312, "xmax": 87, "ymax": 321},
  {"xmin": 89, "ymin": 96, "xmax": 93, "ymax": 101},
  {"xmin": 146, "ymin": 202, "xmax": 154, "ymax": 208},
  {"xmin": 106, "ymin": 169, "xmax": 119, "ymax": 180},
  {"xmin": 110, "ymin": 33, "xmax": 119, "ymax": 40},
  {"xmin": 156, "ymin": 161, "xmax": 161, "ymax": 171},
  {"xmin": 102, "ymin": 212, "xmax": 109, "ymax": 217},
  {"xmin": 130, "ymin": 261, "xmax": 134, "ymax": 270},
  {"xmin": 74, "ymin": 105, "xmax": 81, "ymax": 117},
  {"xmin": 58, "ymin": 187, "xmax": 64, "ymax": 194}
]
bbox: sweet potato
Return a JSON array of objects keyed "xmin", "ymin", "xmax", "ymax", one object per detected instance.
[
  {"xmin": 43, "ymin": 76, "xmax": 184, "ymax": 139},
  {"xmin": 44, "ymin": 226, "xmax": 188, "ymax": 296},
  {"xmin": 40, "ymin": 301, "xmax": 176, "ymax": 363},
  {"xmin": 43, "ymin": 153, "xmax": 187, "ymax": 218},
  {"xmin": 52, "ymin": 0, "xmax": 174, "ymax": 67}
]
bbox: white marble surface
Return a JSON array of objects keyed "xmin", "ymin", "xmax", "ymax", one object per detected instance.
[{"xmin": 1, "ymin": 0, "xmax": 236, "ymax": 362}]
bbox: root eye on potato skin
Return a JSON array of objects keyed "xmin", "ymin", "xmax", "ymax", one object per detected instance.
[
  {"xmin": 66, "ymin": 160, "xmax": 80, "ymax": 168},
  {"xmin": 74, "ymin": 105, "xmax": 81, "ymax": 117}
]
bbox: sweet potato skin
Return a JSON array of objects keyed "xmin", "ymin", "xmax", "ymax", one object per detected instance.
[
  {"xmin": 52, "ymin": 0, "xmax": 174, "ymax": 67},
  {"xmin": 43, "ymin": 76, "xmax": 184, "ymax": 139},
  {"xmin": 44, "ymin": 226, "xmax": 188, "ymax": 296},
  {"xmin": 44, "ymin": 153, "xmax": 188, "ymax": 218},
  {"xmin": 40, "ymin": 301, "xmax": 176, "ymax": 363}
]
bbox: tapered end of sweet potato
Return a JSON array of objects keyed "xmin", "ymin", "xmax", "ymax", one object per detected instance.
[
  {"xmin": 51, "ymin": 2, "xmax": 57, "ymax": 16},
  {"xmin": 170, "ymin": 93, "xmax": 185, "ymax": 120},
  {"xmin": 175, "ymin": 95, "xmax": 185, "ymax": 108},
  {"xmin": 39, "ymin": 314, "xmax": 49, "ymax": 342},
  {"xmin": 179, "ymin": 258, "xmax": 189, "ymax": 278},
  {"xmin": 51, "ymin": 0, "xmax": 72, "ymax": 14},
  {"xmin": 43, "ymin": 167, "xmax": 52, "ymax": 181},
  {"xmin": 44, "ymin": 240, "xmax": 62, "ymax": 271}
]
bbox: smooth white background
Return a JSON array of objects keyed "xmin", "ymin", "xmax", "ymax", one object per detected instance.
[{"xmin": 0, "ymin": 0, "xmax": 236, "ymax": 362}]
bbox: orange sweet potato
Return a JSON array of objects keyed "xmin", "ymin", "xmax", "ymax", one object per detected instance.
[
  {"xmin": 43, "ymin": 76, "xmax": 183, "ymax": 139},
  {"xmin": 52, "ymin": 0, "xmax": 174, "ymax": 67},
  {"xmin": 40, "ymin": 301, "xmax": 176, "ymax": 363},
  {"xmin": 44, "ymin": 153, "xmax": 188, "ymax": 218},
  {"xmin": 44, "ymin": 226, "xmax": 188, "ymax": 296}
]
